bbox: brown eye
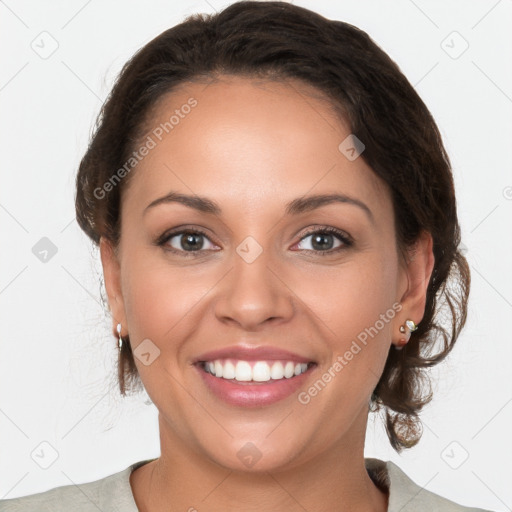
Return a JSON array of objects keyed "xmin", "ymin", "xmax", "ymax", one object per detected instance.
[
  {"xmin": 295, "ymin": 227, "xmax": 352, "ymax": 255},
  {"xmin": 159, "ymin": 228, "xmax": 218, "ymax": 257}
]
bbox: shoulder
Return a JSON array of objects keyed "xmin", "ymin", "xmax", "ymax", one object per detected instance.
[
  {"xmin": 365, "ymin": 457, "xmax": 495, "ymax": 512},
  {"xmin": 0, "ymin": 460, "xmax": 153, "ymax": 512}
]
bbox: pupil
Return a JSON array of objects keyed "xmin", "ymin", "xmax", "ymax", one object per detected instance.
[
  {"xmin": 182, "ymin": 233, "xmax": 202, "ymax": 251},
  {"xmin": 312, "ymin": 233, "xmax": 333, "ymax": 250}
]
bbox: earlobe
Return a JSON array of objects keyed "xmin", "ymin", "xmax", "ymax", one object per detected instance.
[{"xmin": 99, "ymin": 237, "xmax": 127, "ymax": 334}]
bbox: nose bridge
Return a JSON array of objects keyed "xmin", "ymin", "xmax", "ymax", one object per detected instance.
[{"xmin": 214, "ymin": 235, "xmax": 294, "ymax": 329}]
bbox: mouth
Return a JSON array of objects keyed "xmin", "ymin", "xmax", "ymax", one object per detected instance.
[{"xmin": 193, "ymin": 346, "xmax": 317, "ymax": 407}]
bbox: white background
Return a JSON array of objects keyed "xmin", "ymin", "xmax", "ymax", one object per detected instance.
[{"xmin": 1, "ymin": 0, "xmax": 511, "ymax": 510}]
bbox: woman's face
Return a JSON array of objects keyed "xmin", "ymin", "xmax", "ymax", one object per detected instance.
[{"xmin": 102, "ymin": 76, "xmax": 428, "ymax": 472}]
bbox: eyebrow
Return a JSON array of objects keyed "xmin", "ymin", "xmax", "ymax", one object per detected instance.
[{"xmin": 144, "ymin": 191, "xmax": 374, "ymax": 223}]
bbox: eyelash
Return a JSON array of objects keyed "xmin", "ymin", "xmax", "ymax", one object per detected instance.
[{"xmin": 156, "ymin": 226, "xmax": 353, "ymax": 258}]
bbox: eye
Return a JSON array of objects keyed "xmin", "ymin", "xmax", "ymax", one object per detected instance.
[
  {"xmin": 294, "ymin": 226, "xmax": 352, "ymax": 255},
  {"xmin": 158, "ymin": 228, "xmax": 218, "ymax": 257},
  {"xmin": 156, "ymin": 225, "xmax": 353, "ymax": 258}
]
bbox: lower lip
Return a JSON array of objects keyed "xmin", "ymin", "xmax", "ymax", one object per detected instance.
[{"xmin": 196, "ymin": 363, "xmax": 316, "ymax": 407}]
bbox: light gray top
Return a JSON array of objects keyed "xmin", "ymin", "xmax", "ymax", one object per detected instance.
[{"xmin": 0, "ymin": 457, "xmax": 494, "ymax": 511}]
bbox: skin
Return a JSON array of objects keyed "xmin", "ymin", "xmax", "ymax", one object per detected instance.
[{"xmin": 100, "ymin": 76, "xmax": 435, "ymax": 512}]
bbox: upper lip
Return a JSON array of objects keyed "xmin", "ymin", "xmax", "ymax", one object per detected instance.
[{"xmin": 194, "ymin": 345, "xmax": 315, "ymax": 364}]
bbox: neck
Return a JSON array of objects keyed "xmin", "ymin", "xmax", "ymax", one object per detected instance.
[{"xmin": 130, "ymin": 412, "xmax": 389, "ymax": 512}]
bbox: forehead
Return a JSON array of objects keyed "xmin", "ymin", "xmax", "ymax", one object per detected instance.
[{"xmin": 123, "ymin": 76, "xmax": 390, "ymax": 219}]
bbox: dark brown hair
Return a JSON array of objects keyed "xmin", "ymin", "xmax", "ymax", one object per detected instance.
[{"xmin": 75, "ymin": 0, "xmax": 470, "ymax": 452}]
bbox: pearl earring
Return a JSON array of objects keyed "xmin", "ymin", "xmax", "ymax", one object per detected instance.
[{"xmin": 396, "ymin": 319, "xmax": 418, "ymax": 350}]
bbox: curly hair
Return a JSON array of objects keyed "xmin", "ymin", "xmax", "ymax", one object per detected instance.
[{"xmin": 74, "ymin": 0, "xmax": 470, "ymax": 452}]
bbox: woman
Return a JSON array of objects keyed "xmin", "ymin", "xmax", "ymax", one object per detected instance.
[{"xmin": 0, "ymin": 1, "xmax": 495, "ymax": 511}]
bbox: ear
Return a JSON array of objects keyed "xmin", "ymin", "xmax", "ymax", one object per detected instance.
[
  {"xmin": 99, "ymin": 237, "xmax": 128, "ymax": 338},
  {"xmin": 393, "ymin": 230, "xmax": 435, "ymax": 348}
]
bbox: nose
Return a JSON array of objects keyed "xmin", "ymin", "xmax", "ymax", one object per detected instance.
[{"xmin": 214, "ymin": 247, "xmax": 295, "ymax": 331}]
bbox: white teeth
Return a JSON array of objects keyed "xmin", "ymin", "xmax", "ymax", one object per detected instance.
[
  {"xmin": 223, "ymin": 360, "xmax": 236, "ymax": 379},
  {"xmin": 284, "ymin": 361, "xmax": 295, "ymax": 378},
  {"xmin": 295, "ymin": 363, "xmax": 308, "ymax": 375},
  {"xmin": 252, "ymin": 361, "xmax": 271, "ymax": 382},
  {"xmin": 270, "ymin": 361, "xmax": 284, "ymax": 379},
  {"xmin": 204, "ymin": 359, "xmax": 310, "ymax": 382},
  {"xmin": 214, "ymin": 360, "xmax": 223, "ymax": 378},
  {"xmin": 235, "ymin": 361, "xmax": 252, "ymax": 381}
]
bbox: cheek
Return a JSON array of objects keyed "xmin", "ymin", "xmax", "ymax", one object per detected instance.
[
  {"xmin": 299, "ymin": 251, "xmax": 398, "ymax": 407},
  {"xmin": 302, "ymin": 251, "xmax": 399, "ymax": 345},
  {"xmin": 120, "ymin": 247, "xmax": 222, "ymax": 349}
]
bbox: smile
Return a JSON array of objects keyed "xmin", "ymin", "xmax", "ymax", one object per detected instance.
[
  {"xmin": 201, "ymin": 359, "xmax": 312, "ymax": 382},
  {"xmin": 195, "ymin": 360, "xmax": 317, "ymax": 407}
]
